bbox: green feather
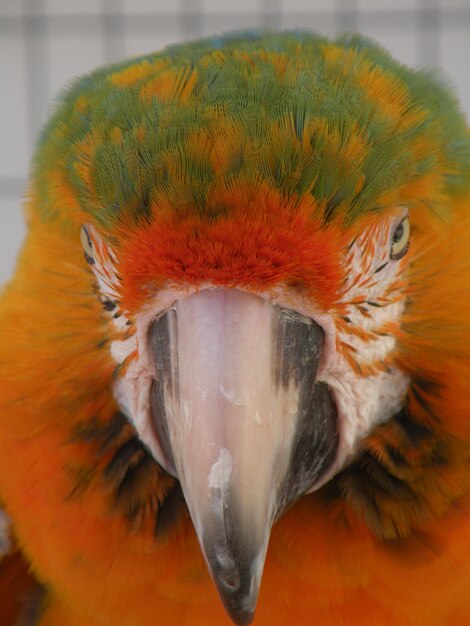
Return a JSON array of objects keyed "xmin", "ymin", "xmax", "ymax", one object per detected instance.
[{"xmin": 33, "ymin": 30, "xmax": 470, "ymax": 231}]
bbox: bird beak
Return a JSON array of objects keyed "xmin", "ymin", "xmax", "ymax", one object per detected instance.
[{"xmin": 149, "ymin": 288, "xmax": 338, "ymax": 625}]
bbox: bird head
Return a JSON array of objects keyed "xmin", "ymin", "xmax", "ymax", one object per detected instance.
[{"xmin": 32, "ymin": 31, "xmax": 470, "ymax": 624}]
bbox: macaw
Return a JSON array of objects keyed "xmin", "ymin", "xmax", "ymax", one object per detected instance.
[{"xmin": 0, "ymin": 30, "xmax": 469, "ymax": 626}]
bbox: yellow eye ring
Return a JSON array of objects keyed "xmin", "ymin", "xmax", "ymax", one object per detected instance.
[{"xmin": 390, "ymin": 216, "xmax": 410, "ymax": 260}]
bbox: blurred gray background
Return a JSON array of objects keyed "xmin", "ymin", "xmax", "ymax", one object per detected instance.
[{"xmin": 1, "ymin": 0, "xmax": 469, "ymax": 284}]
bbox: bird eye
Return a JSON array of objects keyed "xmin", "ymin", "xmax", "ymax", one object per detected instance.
[
  {"xmin": 390, "ymin": 216, "xmax": 410, "ymax": 260},
  {"xmin": 80, "ymin": 225, "xmax": 95, "ymax": 265}
]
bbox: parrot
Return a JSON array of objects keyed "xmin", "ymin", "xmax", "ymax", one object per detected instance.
[{"xmin": 0, "ymin": 29, "xmax": 470, "ymax": 626}]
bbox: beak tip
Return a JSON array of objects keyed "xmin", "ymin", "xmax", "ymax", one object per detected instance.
[
  {"xmin": 220, "ymin": 597, "xmax": 255, "ymax": 626},
  {"xmin": 209, "ymin": 564, "xmax": 260, "ymax": 626},
  {"xmin": 217, "ymin": 574, "xmax": 262, "ymax": 625},
  {"xmin": 202, "ymin": 532, "xmax": 264, "ymax": 626},
  {"xmin": 231, "ymin": 612, "xmax": 255, "ymax": 626}
]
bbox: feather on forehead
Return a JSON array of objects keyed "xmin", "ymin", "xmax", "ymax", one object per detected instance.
[
  {"xmin": 33, "ymin": 31, "xmax": 470, "ymax": 234},
  {"xmin": 113, "ymin": 187, "xmax": 347, "ymax": 314}
]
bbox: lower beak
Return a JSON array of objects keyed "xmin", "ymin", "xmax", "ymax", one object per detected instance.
[{"xmin": 149, "ymin": 288, "xmax": 338, "ymax": 625}]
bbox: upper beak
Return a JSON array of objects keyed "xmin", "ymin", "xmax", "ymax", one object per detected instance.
[{"xmin": 149, "ymin": 288, "xmax": 338, "ymax": 625}]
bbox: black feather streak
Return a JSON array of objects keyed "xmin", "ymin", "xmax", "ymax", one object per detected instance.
[
  {"xmin": 374, "ymin": 261, "xmax": 389, "ymax": 274},
  {"xmin": 395, "ymin": 407, "xmax": 432, "ymax": 447},
  {"xmin": 102, "ymin": 299, "xmax": 117, "ymax": 311},
  {"xmin": 155, "ymin": 484, "xmax": 186, "ymax": 538},
  {"xmin": 73, "ymin": 412, "xmax": 185, "ymax": 534}
]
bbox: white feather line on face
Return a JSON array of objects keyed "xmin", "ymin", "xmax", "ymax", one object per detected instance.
[
  {"xmin": 85, "ymin": 210, "xmax": 410, "ymax": 489},
  {"xmin": 82, "ymin": 225, "xmax": 173, "ymax": 464},
  {"xmin": 313, "ymin": 209, "xmax": 411, "ymax": 485},
  {"xmin": 82, "ymin": 224, "xmax": 129, "ymax": 331}
]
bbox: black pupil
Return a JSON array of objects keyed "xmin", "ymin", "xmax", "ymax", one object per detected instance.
[{"xmin": 393, "ymin": 222, "xmax": 404, "ymax": 242}]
